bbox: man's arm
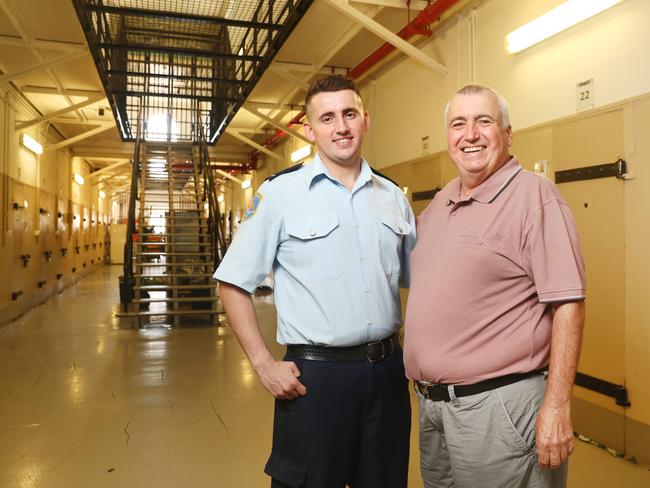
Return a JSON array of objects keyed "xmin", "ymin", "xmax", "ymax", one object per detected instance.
[
  {"xmin": 535, "ymin": 300, "xmax": 585, "ymax": 469},
  {"xmin": 219, "ymin": 281, "xmax": 307, "ymax": 400}
]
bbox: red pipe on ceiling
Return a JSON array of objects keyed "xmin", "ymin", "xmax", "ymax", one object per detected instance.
[
  {"xmin": 350, "ymin": 0, "xmax": 462, "ymax": 79},
  {"xmin": 249, "ymin": 0, "xmax": 461, "ymax": 164}
]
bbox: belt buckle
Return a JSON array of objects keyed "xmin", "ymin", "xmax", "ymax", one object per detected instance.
[
  {"xmin": 416, "ymin": 381, "xmax": 431, "ymax": 400},
  {"xmin": 366, "ymin": 340, "xmax": 386, "ymax": 363}
]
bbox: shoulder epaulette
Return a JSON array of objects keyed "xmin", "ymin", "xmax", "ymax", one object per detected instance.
[
  {"xmin": 371, "ymin": 167, "xmax": 400, "ymax": 188},
  {"xmin": 265, "ymin": 162, "xmax": 304, "ymax": 182}
]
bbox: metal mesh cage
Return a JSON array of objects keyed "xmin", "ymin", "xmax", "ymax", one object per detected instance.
[{"xmin": 73, "ymin": 0, "xmax": 313, "ymax": 143}]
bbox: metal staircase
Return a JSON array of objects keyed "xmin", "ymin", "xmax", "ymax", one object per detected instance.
[{"xmin": 119, "ymin": 119, "xmax": 226, "ymax": 327}]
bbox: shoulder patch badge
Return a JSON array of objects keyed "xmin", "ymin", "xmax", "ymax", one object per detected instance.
[{"xmin": 242, "ymin": 192, "xmax": 263, "ymax": 221}]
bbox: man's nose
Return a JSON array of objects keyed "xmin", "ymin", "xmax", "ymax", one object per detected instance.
[
  {"xmin": 463, "ymin": 121, "xmax": 479, "ymax": 140},
  {"xmin": 334, "ymin": 116, "xmax": 349, "ymax": 132}
]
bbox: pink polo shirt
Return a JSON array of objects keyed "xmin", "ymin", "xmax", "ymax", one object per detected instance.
[{"xmin": 404, "ymin": 157, "xmax": 585, "ymax": 384}]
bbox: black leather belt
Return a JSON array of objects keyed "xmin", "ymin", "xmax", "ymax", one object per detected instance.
[
  {"xmin": 285, "ymin": 334, "xmax": 400, "ymax": 363},
  {"xmin": 415, "ymin": 368, "xmax": 547, "ymax": 402}
]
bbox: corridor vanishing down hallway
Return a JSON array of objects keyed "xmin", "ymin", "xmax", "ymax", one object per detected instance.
[{"xmin": 1, "ymin": 266, "xmax": 649, "ymax": 487}]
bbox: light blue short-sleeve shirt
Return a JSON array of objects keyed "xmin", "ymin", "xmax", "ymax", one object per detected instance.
[{"xmin": 214, "ymin": 154, "xmax": 416, "ymax": 346}]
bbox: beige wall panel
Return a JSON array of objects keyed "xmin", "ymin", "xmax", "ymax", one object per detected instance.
[
  {"xmin": 510, "ymin": 126, "xmax": 553, "ymax": 172},
  {"xmin": 624, "ymin": 96, "xmax": 650, "ymax": 426},
  {"xmin": 438, "ymin": 154, "xmax": 457, "ymax": 187},
  {"xmin": 553, "ymin": 110, "xmax": 624, "ymax": 170},
  {"xmin": 572, "ymin": 397, "xmax": 624, "ymax": 453},
  {"xmin": 561, "ymin": 178, "xmax": 625, "ymax": 387},
  {"xmin": 381, "ymin": 161, "xmax": 412, "ymax": 189},
  {"xmin": 552, "ymin": 112, "xmax": 625, "ymax": 417},
  {"xmin": 412, "ymin": 157, "xmax": 440, "ymax": 192}
]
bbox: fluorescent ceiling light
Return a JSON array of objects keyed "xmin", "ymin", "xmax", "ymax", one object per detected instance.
[
  {"xmin": 506, "ymin": 0, "xmax": 622, "ymax": 54},
  {"xmin": 241, "ymin": 179, "xmax": 252, "ymax": 190},
  {"xmin": 73, "ymin": 173, "xmax": 85, "ymax": 185},
  {"xmin": 99, "ymin": 190, "xmax": 106, "ymax": 199},
  {"xmin": 21, "ymin": 134, "xmax": 43, "ymax": 155},
  {"xmin": 291, "ymin": 144, "xmax": 312, "ymax": 163},
  {"xmin": 217, "ymin": 194, "xmax": 225, "ymax": 203}
]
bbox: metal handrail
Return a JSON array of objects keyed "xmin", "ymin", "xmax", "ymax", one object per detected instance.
[
  {"xmin": 196, "ymin": 121, "xmax": 226, "ymax": 270},
  {"xmin": 121, "ymin": 98, "xmax": 145, "ymax": 309}
]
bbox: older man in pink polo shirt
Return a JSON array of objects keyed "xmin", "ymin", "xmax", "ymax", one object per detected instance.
[{"xmin": 404, "ymin": 84, "xmax": 585, "ymax": 488}]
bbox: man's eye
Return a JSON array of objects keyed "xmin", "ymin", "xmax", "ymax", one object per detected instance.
[
  {"xmin": 321, "ymin": 116, "xmax": 333, "ymax": 124},
  {"xmin": 450, "ymin": 122, "xmax": 465, "ymax": 129},
  {"xmin": 478, "ymin": 118, "xmax": 494, "ymax": 126},
  {"xmin": 345, "ymin": 112, "xmax": 357, "ymax": 119}
]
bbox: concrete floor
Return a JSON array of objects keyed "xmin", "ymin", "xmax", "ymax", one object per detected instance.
[{"xmin": 1, "ymin": 265, "xmax": 649, "ymax": 487}]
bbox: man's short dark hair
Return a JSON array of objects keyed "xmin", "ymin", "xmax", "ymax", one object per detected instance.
[{"xmin": 305, "ymin": 75, "xmax": 361, "ymax": 108}]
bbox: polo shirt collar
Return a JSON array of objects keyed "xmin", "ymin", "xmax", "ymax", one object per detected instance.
[
  {"xmin": 306, "ymin": 152, "xmax": 371, "ymax": 191},
  {"xmin": 453, "ymin": 156, "xmax": 522, "ymax": 204}
]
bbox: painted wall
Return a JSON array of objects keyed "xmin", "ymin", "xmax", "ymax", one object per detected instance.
[
  {"xmin": 0, "ymin": 92, "xmax": 109, "ymax": 326},
  {"xmin": 364, "ymin": 0, "xmax": 650, "ymax": 168}
]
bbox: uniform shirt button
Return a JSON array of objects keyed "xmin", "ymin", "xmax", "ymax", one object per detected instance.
[
  {"xmin": 397, "ymin": 226, "xmax": 403, "ymax": 233},
  {"xmin": 367, "ymin": 320, "xmax": 373, "ymax": 326},
  {"xmin": 309, "ymin": 230, "xmax": 316, "ymax": 237},
  {"xmin": 477, "ymin": 238, "xmax": 484, "ymax": 245},
  {"xmin": 365, "ymin": 289, "xmax": 370, "ymax": 294},
  {"xmin": 451, "ymin": 212, "xmax": 456, "ymax": 216}
]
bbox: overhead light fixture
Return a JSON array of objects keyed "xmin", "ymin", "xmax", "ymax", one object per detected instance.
[
  {"xmin": 291, "ymin": 144, "xmax": 312, "ymax": 163},
  {"xmin": 99, "ymin": 190, "xmax": 106, "ymax": 199},
  {"xmin": 241, "ymin": 179, "xmax": 252, "ymax": 190},
  {"xmin": 217, "ymin": 194, "xmax": 225, "ymax": 203},
  {"xmin": 73, "ymin": 173, "xmax": 85, "ymax": 185},
  {"xmin": 21, "ymin": 134, "xmax": 43, "ymax": 155},
  {"xmin": 506, "ymin": 0, "xmax": 622, "ymax": 54}
]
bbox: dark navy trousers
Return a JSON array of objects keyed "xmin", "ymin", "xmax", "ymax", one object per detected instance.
[{"xmin": 265, "ymin": 351, "xmax": 411, "ymax": 488}]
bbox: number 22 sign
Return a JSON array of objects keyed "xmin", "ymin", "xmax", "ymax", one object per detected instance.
[{"xmin": 576, "ymin": 79, "xmax": 594, "ymax": 111}]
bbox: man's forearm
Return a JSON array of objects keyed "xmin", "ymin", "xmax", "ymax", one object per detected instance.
[
  {"xmin": 545, "ymin": 301, "xmax": 585, "ymax": 407},
  {"xmin": 535, "ymin": 300, "xmax": 585, "ymax": 468},
  {"xmin": 218, "ymin": 281, "xmax": 306, "ymax": 399},
  {"xmin": 219, "ymin": 281, "xmax": 274, "ymax": 370}
]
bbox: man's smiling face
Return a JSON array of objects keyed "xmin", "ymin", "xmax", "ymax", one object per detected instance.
[
  {"xmin": 446, "ymin": 90, "xmax": 512, "ymax": 189},
  {"xmin": 304, "ymin": 89, "xmax": 369, "ymax": 170}
]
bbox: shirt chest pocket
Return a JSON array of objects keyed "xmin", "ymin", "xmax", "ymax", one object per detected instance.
[
  {"xmin": 378, "ymin": 212, "xmax": 410, "ymax": 275},
  {"xmin": 283, "ymin": 212, "xmax": 343, "ymax": 281}
]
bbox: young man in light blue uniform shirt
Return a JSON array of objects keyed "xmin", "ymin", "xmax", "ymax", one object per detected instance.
[{"xmin": 214, "ymin": 75, "xmax": 416, "ymax": 488}]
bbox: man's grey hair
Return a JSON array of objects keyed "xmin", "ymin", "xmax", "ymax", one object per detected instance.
[{"xmin": 444, "ymin": 84, "xmax": 511, "ymax": 129}]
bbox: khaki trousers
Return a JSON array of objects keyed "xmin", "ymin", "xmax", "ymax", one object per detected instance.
[{"xmin": 417, "ymin": 374, "xmax": 567, "ymax": 488}]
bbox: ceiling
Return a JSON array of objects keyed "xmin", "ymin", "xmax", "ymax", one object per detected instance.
[{"xmin": 0, "ymin": 0, "xmax": 472, "ymax": 186}]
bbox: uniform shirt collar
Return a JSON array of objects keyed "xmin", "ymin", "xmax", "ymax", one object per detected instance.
[
  {"xmin": 452, "ymin": 156, "xmax": 522, "ymax": 204},
  {"xmin": 306, "ymin": 152, "xmax": 372, "ymax": 191}
]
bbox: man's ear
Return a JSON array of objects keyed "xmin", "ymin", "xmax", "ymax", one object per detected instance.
[{"xmin": 303, "ymin": 122, "xmax": 316, "ymax": 142}]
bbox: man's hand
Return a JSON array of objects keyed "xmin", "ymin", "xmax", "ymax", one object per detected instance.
[
  {"xmin": 256, "ymin": 359, "xmax": 307, "ymax": 399},
  {"xmin": 535, "ymin": 402, "xmax": 574, "ymax": 469}
]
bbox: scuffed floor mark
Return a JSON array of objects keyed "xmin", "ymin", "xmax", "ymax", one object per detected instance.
[
  {"xmin": 160, "ymin": 369, "xmax": 166, "ymax": 384},
  {"xmin": 124, "ymin": 419, "xmax": 131, "ymax": 444},
  {"xmin": 112, "ymin": 392, "xmax": 117, "ymax": 401},
  {"xmin": 71, "ymin": 360, "xmax": 78, "ymax": 371},
  {"xmin": 169, "ymin": 401, "xmax": 175, "ymax": 413},
  {"xmin": 32, "ymin": 372, "xmax": 44, "ymax": 387},
  {"xmin": 209, "ymin": 401, "xmax": 228, "ymax": 434},
  {"xmin": 107, "ymin": 468, "xmax": 115, "ymax": 473}
]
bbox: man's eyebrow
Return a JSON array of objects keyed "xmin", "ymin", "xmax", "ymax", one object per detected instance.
[
  {"xmin": 475, "ymin": 113, "xmax": 496, "ymax": 120},
  {"xmin": 318, "ymin": 111, "xmax": 335, "ymax": 119},
  {"xmin": 449, "ymin": 116, "xmax": 466, "ymax": 123}
]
